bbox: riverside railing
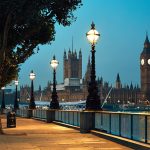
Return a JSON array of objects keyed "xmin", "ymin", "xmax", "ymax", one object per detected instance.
[
  {"xmin": 55, "ymin": 110, "xmax": 81, "ymax": 126},
  {"xmin": 32, "ymin": 109, "xmax": 47, "ymax": 120},
  {"xmin": 16, "ymin": 108, "xmax": 29, "ymax": 117},
  {"xmin": 95, "ymin": 111, "xmax": 150, "ymax": 144},
  {"xmin": 16, "ymin": 109, "xmax": 150, "ymax": 144}
]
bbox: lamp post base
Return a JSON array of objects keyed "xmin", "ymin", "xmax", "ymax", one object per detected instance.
[
  {"xmin": 86, "ymin": 97, "xmax": 102, "ymax": 110},
  {"xmin": 29, "ymin": 101, "xmax": 36, "ymax": 109},
  {"xmin": 50, "ymin": 101, "xmax": 59, "ymax": 109}
]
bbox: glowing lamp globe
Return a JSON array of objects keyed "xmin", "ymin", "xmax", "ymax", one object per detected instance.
[
  {"xmin": 86, "ymin": 22, "xmax": 100, "ymax": 45},
  {"xmin": 50, "ymin": 56, "xmax": 59, "ymax": 69},
  {"xmin": 1, "ymin": 87, "xmax": 5, "ymax": 90},
  {"xmin": 15, "ymin": 80, "xmax": 19, "ymax": 86},
  {"xmin": 30, "ymin": 70, "xmax": 36, "ymax": 80}
]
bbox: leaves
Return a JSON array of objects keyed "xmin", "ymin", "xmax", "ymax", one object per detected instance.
[{"xmin": 0, "ymin": 0, "xmax": 82, "ymax": 88}]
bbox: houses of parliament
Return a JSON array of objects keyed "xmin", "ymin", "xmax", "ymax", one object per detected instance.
[{"xmin": 20, "ymin": 35, "xmax": 150, "ymax": 105}]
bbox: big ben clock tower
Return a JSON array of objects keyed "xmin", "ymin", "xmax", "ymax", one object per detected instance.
[{"xmin": 140, "ymin": 34, "xmax": 150, "ymax": 102}]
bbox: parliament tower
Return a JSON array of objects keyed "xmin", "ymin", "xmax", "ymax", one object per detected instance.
[
  {"xmin": 140, "ymin": 34, "xmax": 150, "ymax": 102},
  {"xmin": 63, "ymin": 49, "xmax": 82, "ymax": 81}
]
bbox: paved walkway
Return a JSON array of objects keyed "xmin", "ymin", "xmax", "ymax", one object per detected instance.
[{"xmin": 0, "ymin": 115, "xmax": 134, "ymax": 150}]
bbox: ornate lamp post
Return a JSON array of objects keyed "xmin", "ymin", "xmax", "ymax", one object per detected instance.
[
  {"xmin": 29, "ymin": 70, "xmax": 36, "ymax": 109},
  {"xmin": 86, "ymin": 22, "xmax": 102, "ymax": 110},
  {"xmin": 14, "ymin": 80, "xmax": 19, "ymax": 110},
  {"xmin": 50, "ymin": 55, "xmax": 59, "ymax": 109},
  {"xmin": 1, "ymin": 87, "xmax": 5, "ymax": 109}
]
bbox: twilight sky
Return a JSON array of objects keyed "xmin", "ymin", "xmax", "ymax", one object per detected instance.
[{"xmin": 10, "ymin": 0, "xmax": 150, "ymax": 90}]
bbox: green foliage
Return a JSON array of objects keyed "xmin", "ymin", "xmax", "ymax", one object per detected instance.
[{"xmin": 0, "ymin": 0, "xmax": 82, "ymax": 88}]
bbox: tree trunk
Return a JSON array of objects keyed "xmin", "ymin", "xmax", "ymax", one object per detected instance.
[
  {"xmin": 0, "ymin": 12, "xmax": 12, "ymax": 59},
  {"xmin": 0, "ymin": 12, "xmax": 12, "ymax": 88},
  {"xmin": 0, "ymin": 118, "xmax": 3, "ymax": 134}
]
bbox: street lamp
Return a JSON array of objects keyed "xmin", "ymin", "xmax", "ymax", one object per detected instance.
[
  {"xmin": 14, "ymin": 80, "xmax": 19, "ymax": 110},
  {"xmin": 50, "ymin": 55, "xmax": 59, "ymax": 109},
  {"xmin": 29, "ymin": 70, "xmax": 36, "ymax": 109},
  {"xmin": 86, "ymin": 22, "xmax": 101, "ymax": 110},
  {"xmin": 1, "ymin": 87, "xmax": 5, "ymax": 109}
]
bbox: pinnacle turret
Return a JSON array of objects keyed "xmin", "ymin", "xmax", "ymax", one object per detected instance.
[
  {"xmin": 64, "ymin": 49, "xmax": 67, "ymax": 59},
  {"xmin": 116, "ymin": 73, "xmax": 121, "ymax": 89},
  {"xmin": 144, "ymin": 32, "xmax": 150, "ymax": 49},
  {"xmin": 130, "ymin": 82, "xmax": 133, "ymax": 90},
  {"xmin": 79, "ymin": 49, "xmax": 82, "ymax": 57},
  {"xmin": 116, "ymin": 73, "xmax": 120, "ymax": 82}
]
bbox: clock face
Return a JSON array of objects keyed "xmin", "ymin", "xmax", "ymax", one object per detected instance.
[
  {"xmin": 141, "ymin": 59, "xmax": 144, "ymax": 65},
  {"xmin": 148, "ymin": 59, "xmax": 150, "ymax": 65}
]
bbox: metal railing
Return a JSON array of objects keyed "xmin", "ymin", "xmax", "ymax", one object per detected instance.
[
  {"xmin": 16, "ymin": 108, "xmax": 28, "ymax": 117},
  {"xmin": 55, "ymin": 110, "xmax": 81, "ymax": 126},
  {"xmin": 95, "ymin": 111, "xmax": 150, "ymax": 144},
  {"xmin": 16, "ymin": 108, "xmax": 150, "ymax": 144},
  {"xmin": 32, "ymin": 109, "xmax": 47, "ymax": 120}
]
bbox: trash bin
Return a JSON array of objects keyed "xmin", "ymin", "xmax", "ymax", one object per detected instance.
[{"xmin": 7, "ymin": 111, "xmax": 16, "ymax": 128}]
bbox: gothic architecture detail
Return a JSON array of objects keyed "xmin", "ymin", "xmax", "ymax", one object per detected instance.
[
  {"xmin": 63, "ymin": 49, "xmax": 82, "ymax": 80},
  {"xmin": 20, "ymin": 35, "xmax": 150, "ymax": 105},
  {"xmin": 116, "ymin": 73, "xmax": 122, "ymax": 89},
  {"xmin": 140, "ymin": 34, "xmax": 150, "ymax": 102},
  {"xmin": 83, "ymin": 56, "xmax": 91, "ymax": 85}
]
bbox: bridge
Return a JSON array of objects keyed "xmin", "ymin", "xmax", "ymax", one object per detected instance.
[{"xmin": 1, "ymin": 108, "xmax": 149, "ymax": 149}]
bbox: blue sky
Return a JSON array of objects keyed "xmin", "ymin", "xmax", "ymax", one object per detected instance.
[{"xmin": 11, "ymin": 0, "xmax": 150, "ymax": 90}]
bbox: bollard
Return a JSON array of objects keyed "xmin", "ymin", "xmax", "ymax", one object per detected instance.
[
  {"xmin": 80, "ymin": 111, "xmax": 95, "ymax": 133},
  {"xmin": 27, "ymin": 109, "xmax": 33, "ymax": 118},
  {"xmin": 46, "ymin": 109, "xmax": 55, "ymax": 123}
]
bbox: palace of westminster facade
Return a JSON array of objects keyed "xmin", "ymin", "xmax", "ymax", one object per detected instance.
[{"xmin": 20, "ymin": 35, "xmax": 150, "ymax": 105}]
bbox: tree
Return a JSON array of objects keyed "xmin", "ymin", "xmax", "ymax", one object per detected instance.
[{"xmin": 0, "ymin": 0, "xmax": 82, "ymax": 88}]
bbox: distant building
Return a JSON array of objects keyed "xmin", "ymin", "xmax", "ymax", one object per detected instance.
[
  {"xmin": 98, "ymin": 75, "xmax": 140, "ymax": 105},
  {"xmin": 140, "ymin": 33, "xmax": 150, "ymax": 102},
  {"xmin": 20, "ymin": 35, "xmax": 150, "ymax": 105},
  {"xmin": 63, "ymin": 49, "xmax": 82, "ymax": 92},
  {"xmin": 20, "ymin": 85, "xmax": 31, "ymax": 102}
]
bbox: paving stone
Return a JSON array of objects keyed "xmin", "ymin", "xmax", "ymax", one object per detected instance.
[{"xmin": 0, "ymin": 116, "xmax": 133, "ymax": 150}]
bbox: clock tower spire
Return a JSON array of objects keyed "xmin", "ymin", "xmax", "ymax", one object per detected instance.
[{"xmin": 140, "ymin": 33, "xmax": 150, "ymax": 102}]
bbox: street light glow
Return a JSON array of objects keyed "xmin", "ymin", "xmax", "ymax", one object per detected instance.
[
  {"xmin": 1, "ymin": 87, "xmax": 5, "ymax": 90},
  {"xmin": 50, "ymin": 55, "xmax": 59, "ymax": 70},
  {"xmin": 15, "ymin": 80, "xmax": 19, "ymax": 86},
  {"xmin": 29, "ymin": 70, "xmax": 36, "ymax": 109},
  {"xmin": 86, "ymin": 22, "xmax": 100, "ymax": 45},
  {"xmin": 85, "ymin": 22, "xmax": 101, "ymax": 110},
  {"xmin": 50, "ymin": 55, "xmax": 59, "ymax": 109},
  {"xmin": 30, "ymin": 70, "xmax": 36, "ymax": 80}
]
